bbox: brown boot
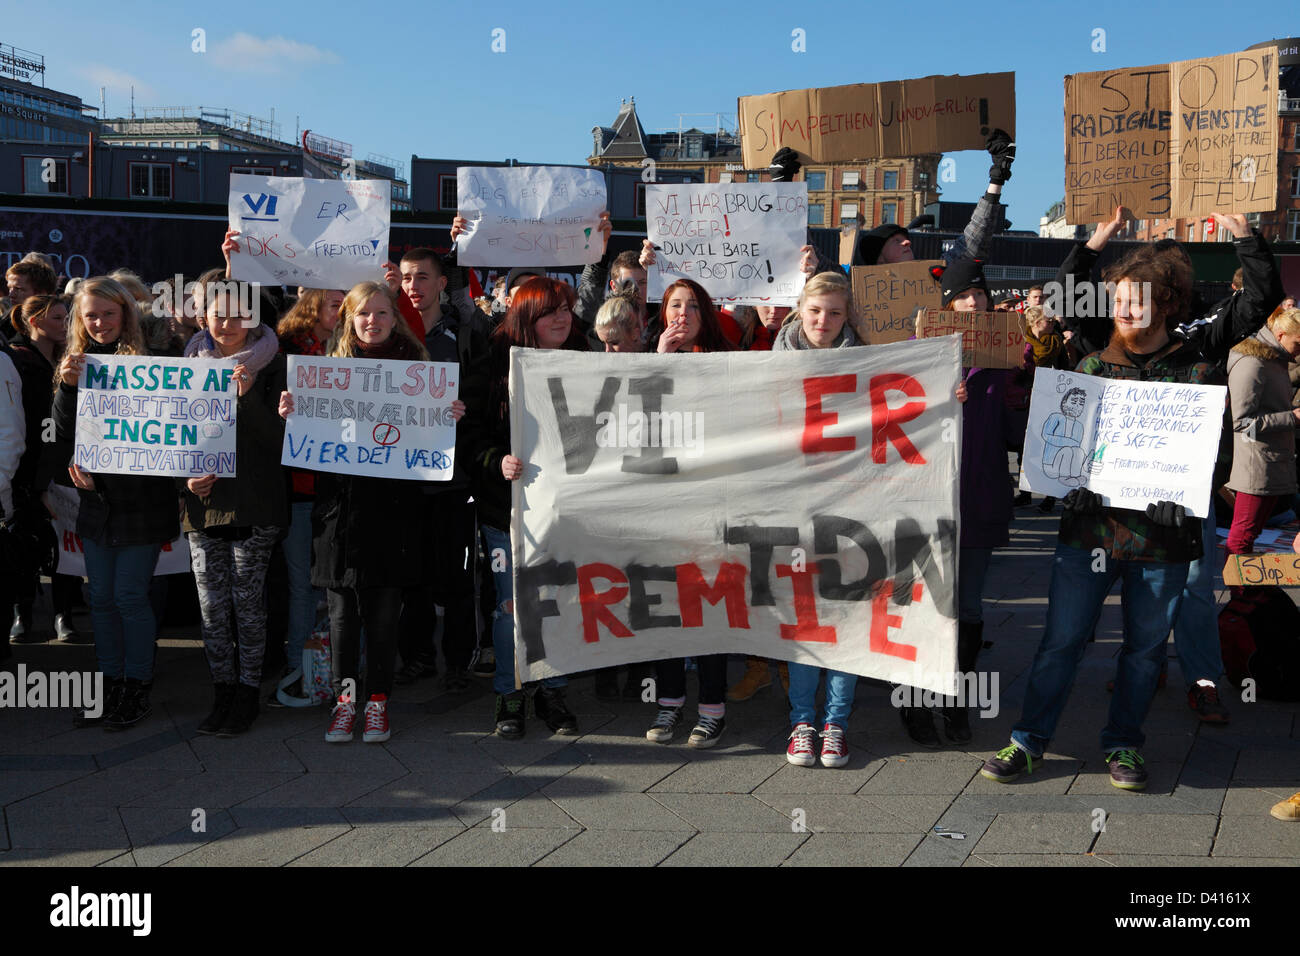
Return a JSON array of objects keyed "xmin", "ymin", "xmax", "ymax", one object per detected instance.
[{"xmin": 726, "ymin": 657, "xmax": 772, "ymax": 701}]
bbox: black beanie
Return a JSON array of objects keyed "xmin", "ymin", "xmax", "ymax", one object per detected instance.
[
  {"xmin": 938, "ymin": 257, "xmax": 989, "ymax": 308},
  {"xmin": 851, "ymin": 223, "xmax": 908, "ymax": 267},
  {"xmin": 506, "ymin": 267, "xmax": 545, "ymax": 292}
]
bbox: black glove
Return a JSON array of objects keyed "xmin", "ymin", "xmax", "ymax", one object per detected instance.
[
  {"xmin": 986, "ymin": 128, "xmax": 1016, "ymax": 185},
  {"xmin": 769, "ymin": 148, "xmax": 801, "ymax": 183},
  {"xmin": 1062, "ymin": 488, "xmax": 1103, "ymax": 514},
  {"xmin": 1145, "ymin": 500, "xmax": 1186, "ymax": 528},
  {"xmin": 442, "ymin": 257, "xmax": 466, "ymax": 295}
]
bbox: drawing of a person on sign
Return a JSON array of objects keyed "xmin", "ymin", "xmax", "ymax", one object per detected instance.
[{"xmin": 1041, "ymin": 387, "xmax": 1092, "ymax": 486}]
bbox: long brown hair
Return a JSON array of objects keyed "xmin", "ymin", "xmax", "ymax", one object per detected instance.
[
  {"xmin": 493, "ymin": 277, "xmax": 586, "ymax": 350},
  {"xmin": 69, "ymin": 277, "xmax": 146, "ymax": 356},
  {"xmin": 660, "ymin": 279, "xmax": 733, "ymax": 353},
  {"xmin": 330, "ymin": 282, "xmax": 427, "ymax": 359},
  {"xmin": 278, "ymin": 289, "xmax": 338, "ymax": 345}
]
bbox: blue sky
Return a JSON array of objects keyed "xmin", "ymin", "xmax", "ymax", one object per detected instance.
[{"xmin": 7, "ymin": 1, "xmax": 1297, "ymax": 228}]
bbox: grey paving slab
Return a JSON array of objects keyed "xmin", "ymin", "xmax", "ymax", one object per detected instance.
[
  {"xmin": 166, "ymin": 825, "xmax": 351, "ymax": 866},
  {"xmin": 448, "ymin": 775, "xmax": 555, "ymax": 827},
  {"xmin": 547, "ymin": 791, "xmax": 696, "ymax": 831},
  {"xmin": 122, "ymin": 771, "xmax": 301, "ymax": 808},
  {"xmin": 340, "ymin": 806, "xmax": 465, "ymax": 828},
  {"xmin": 1230, "ymin": 746, "xmax": 1300, "ymax": 783},
  {"xmin": 97, "ymin": 851, "xmax": 137, "ymax": 866},
  {"xmin": 644, "ymin": 752, "xmax": 783, "ymax": 794},
  {"xmin": 344, "ymin": 771, "xmax": 508, "ymax": 809},
  {"xmin": 5, "ymin": 803, "xmax": 129, "ymax": 850},
  {"xmin": 751, "ymin": 758, "xmax": 887, "ymax": 795},
  {"xmin": 474, "ymin": 734, "xmax": 588, "ymax": 774},
  {"xmin": 5, "ymin": 765, "xmax": 201, "ymax": 808},
  {"xmin": 535, "ymin": 830, "xmax": 690, "ymax": 866},
  {"xmin": 0, "ymin": 769, "xmax": 95, "ymax": 806},
  {"xmin": 0, "ymin": 848, "xmax": 133, "ymax": 866},
  {"xmin": 1212, "ymin": 813, "xmax": 1300, "ymax": 857},
  {"xmin": 973, "ymin": 812, "xmax": 1099, "ymax": 855},
  {"xmin": 753, "ymin": 794, "xmax": 922, "ymax": 833},
  {"xmin": 964, "ymin": 756, "xmax": 1084, "ymax": 795},
  {"xmin": 288, "ymin": 827, "xmax": 460, "ymax": 866},
  {"xmin": 546, "ymin": 755, "xmax": 680, "ymax": 792},
  {"xmin": 1066, "ymin": 762, "xmax": 1182, "ymax": 796},
  {"xmin": 783, "ymin": 832, "xmax": 922, "ymax": 866},
  {"xmin": 234, "ymin": 770, "xmax": 407, "ymax": 808},
  {"xmin": 857, "ymin": 755, "xmax": 979, "ymax": 795},
  {"xmin": 860, "ymin": 794, "xmax": 955, "ymax": 830},
  {"xmin": 284, "ymin": 736, "xmax": 410, "ymax": 775},
  {"xmin": 470, "ymin": 794, "xmax": 580, "ymax": 830},
  {"xmin": 660, "ymin": 831, "xmax": 809, "ymax": 866},
  {"xmin": 1219, "ymin": 786, "xmax": 1296, "ymax": 815},
  {"xmin": 409, "ymin": 827, "xmax": 577, "ymax": 866},
  {"xmin": 1092, "ymin": 813, "xmax": 1218, "ymax": 857},
  {"xmin": 380, "ymin": 737, "xmax": 513, "ymax": 775},
  {"xmin": 188, "ymin": 735, "xmax": 305, "ymax": 772},
  {"xmin": 118, "ymin": 807, "xmax": 239, "ymax": 867},
  {"xmin": 966, "ymin": 853, "xmax": 1111, "ymax": 867},
  {"xmin": 649, "ymin": 793, "xmax": 796, "ymax": 832}
]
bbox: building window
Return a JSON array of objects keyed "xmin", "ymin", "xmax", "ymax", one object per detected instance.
[
  {"xmin": 635, "ymin": 182, "xmax": 647, "ymax": 217},
  {"xmin": 917, "ymin": 170, "xmax": 930, "ymax": 188},
  {"xmin": 718, "ymin": 172, "xmax": 733, "ymax": 184},
  {"xmin": 882, "ymin": 169, "xmax": 899, "ymax": 190},
  {"xmin": 439, "ymin": 174, "xmax": 458, "ymax": 211},
  {"xmin": 1289, "ymin": 210, "xmax": 1300, "ymax": 242},
  {"xmin": 1293, "ymin": 125, "xmax": 1300, "ymax": 151},
  {"xmin": 243, "ymin": 166, "xmax": 273, "ymax": 176},
  {"xmin": 685, "ymin": 137, "xmax": 702, "ymax": 159},
  {"xmin": 746, "ymin": 172, "xmax": 760, "ymax": 182},
  {"xmin": 805, "ymin": 170, "xmax": 826, "ymax": 191},
  {"xmin": 808, "ymin": 203, "xmax": 824, "ymax": 225},
  {"xmin": 22, "ymin": 156, "xmax": 68, "ymax": 195},
  {"xmin": 842, "ymin": 170, "xmax": 860, "ymax": 188},
  {"xmin": 840, "ymin": 201, "xmax": 859, "ymax": 225},
  {"xmin": 129, "ymin": 162, "xmax": 172, "ymax": 198},
  {"xmin": 1291, "ymin": 165, "xmax": 1300, "ymax": 198},
  {"xmin": 1187, "ymin": 225, "xmax": 1195, "ymax": 242},
  {"xmin": 881, "ymin": 201, "xmax": 898, "ymax": 225}
]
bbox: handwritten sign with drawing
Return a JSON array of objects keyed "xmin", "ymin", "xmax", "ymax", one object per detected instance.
[
  {"xmin": 228, "ymin": 174, "xmax": 390, "ymax": 289},
  {"xmin": 282, "ymin": 356, "xmax": 459, "ymax": 481},
  {"xmin": 1018, "ymin": 369, "xmax": 1225, "ymax": 518},
  {"xmin": 455, "ymin": 166, "xmax": 607, "ymax": 267}
]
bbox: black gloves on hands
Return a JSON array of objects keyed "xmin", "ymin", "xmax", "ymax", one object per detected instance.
[
  {"xmin": 1145, "ymin": 500, "xmax": 1186, "ymax": 528},
  {"xmin": 986, "ymin": 128, "xmax": 1016, "ymax": 185},
  {"xmin": 1062, "ymin": 488, "xmax": 1103, "ymax": 515},
  {"xmin": 769, "ymin": 148, "xmax": 801, "ymax": 183}
]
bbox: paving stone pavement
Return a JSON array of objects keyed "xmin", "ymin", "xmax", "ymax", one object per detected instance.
[{"xmin": 2, "ymin": 505, "xmax": 1298, "ymax": 866}]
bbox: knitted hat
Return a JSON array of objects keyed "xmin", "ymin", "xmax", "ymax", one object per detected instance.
[
  {"xmin": 937, "ymin": 257, "xmax": 988, "ymax": 308},
  {"xmin": 851, "ymin": 224, "xmax": 909, "ymax": 267}
]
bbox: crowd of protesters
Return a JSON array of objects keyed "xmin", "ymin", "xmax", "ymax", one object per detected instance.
[{"xmin": 1, "ymin": 132, "xmax": 1298, "ymax": 822}]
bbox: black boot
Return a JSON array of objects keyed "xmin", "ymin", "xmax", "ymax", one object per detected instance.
[
  {"xmin": 494, "ymin": 691, "xmax": 526, "ymax": 739},
  {"xmin": 899, "ymin": 705, "xmax": 941, "ymax": 748},
  {"xmin": 942, "ymin": 622, "xmax": 984, "ymax": 744},
  {"xmin": 197, "ymin": 683, "xmax": 238, "ymax": 735},
  {"xmin": 533, "ymin": 685, "xmax": 578, "ymax": 735},
  {"xmin": 105, "ymin": 678, "xmax": 152, "ymax": 730},
  {"xmin": 54, "ymin": 613, "xmax": 88, "ymax": 643},
  {"xmin": 74, "ymin": 677, "xmax": 124, "ymax": 728},
  {"xmin": 217, "ymin": 684, "xmax": 260, "ymax": 737},
  {"xmin": 9, "ymin": 604, "xmax": 36, "ymax": 644}
]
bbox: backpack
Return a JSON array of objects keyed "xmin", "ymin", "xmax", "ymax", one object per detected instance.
[{"xmin": 1218, "ymin": 587, "xmax": 1300, "ymax": 701}]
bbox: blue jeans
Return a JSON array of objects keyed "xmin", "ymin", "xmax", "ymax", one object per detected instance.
[
  {"xmin": 82, "ymin": 539, "xmax": 161, "ymax": 682},
  {"xmin": 1170, "ymin": 512, "xmax": 1225, "ymax": 688},
  {"xmin": 1012, "ymin": 543, "xmax": 1188, "ymax": 757},
  {"xmin": 481, "ymin": 524, "xmax": 565, "ymax": 696},
  {"xmin": 787, "ymin": 662, "xmax": 857, "ymax": 728},
  {"xmin": 284, "ymin": 500, "xmax": 323, "ymax": 668},
  {"xmin": 959, "ymin": 547, "xmax": 993, "ymax": 624}
]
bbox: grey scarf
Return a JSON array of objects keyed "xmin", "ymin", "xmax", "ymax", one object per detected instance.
[
  {"xmin": 184, "ymin": 322, "xmax": 279, "ymax": 380},
  {"xmin": 773, "ymin": 318, "xmax": 858, "ymax": 352}
]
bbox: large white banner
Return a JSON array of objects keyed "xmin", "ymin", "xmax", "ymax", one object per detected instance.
[
  {"xmin": 228, "ymin": 174, "xmax": 390, "ymax": 289},
  {"xmin": 646, "ymin": 182, "xmax": 809, "ymax": 305},
  {"xmin": 75, "ymin": 355, "xmax": 237, "ymax": 478},
  {"xmin": 509, "ymin": 338, "xmax": 962, "ymax": 695},
  {"xmin": 47, "ymin": 484, "xmax": 190, "ymax": 577},
  {"xmin": 455, "ymin": 166, "xmax": 607, "ymax": 267},
  {"xmin": 1018, "ymin": 369, "xmax": 1225, "ymax": 518},
  {"xmin": 282, "ymin": 356, "xmax": 460, "ymax": 481}
]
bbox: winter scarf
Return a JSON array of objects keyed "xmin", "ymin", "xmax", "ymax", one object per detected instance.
[
  {"xmin": 1025, "ymin": 329, "xmax": 1065, "ymax": 367},
  {"xmin": 184, "ymin": 322, "xmax": 279, "ymax": 380},
  {"xmin": 773, "ymin": 318, "xmax": 858, "ymax": 351}
]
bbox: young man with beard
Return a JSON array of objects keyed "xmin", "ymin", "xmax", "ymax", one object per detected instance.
[{"xmin": 981, "ymin": 212, "xmax": 1282, "ymax": 791}]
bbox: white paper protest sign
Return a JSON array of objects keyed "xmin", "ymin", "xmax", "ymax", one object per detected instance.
[
  {"xmin": 455, "ymin": 166, "xmax": 607, "ymax": 267},
  {"xmin": 47, "ymin": 484, "xmax": 191, "ymax": 577},
  {"xmin": 75, "ymin": 356, "xmax": 238, "ymax": 478},
  {"xmin": 282, "ymin": 356, "xmax": 460, "ymax": 481},
  {"xmin": 509, "ymin": 337, "xmax": 963, "ymax": 695},
  {"xmin": 228, "ymin": 174, "xmax": 390, "ymax": 289},
  {"xmin": 645, "ymin": 182, "xmax": 809, "ymax": 306},
  {"xmin": 1018, "ymin": 369, "xmax": 1225, "ymax": 518}
]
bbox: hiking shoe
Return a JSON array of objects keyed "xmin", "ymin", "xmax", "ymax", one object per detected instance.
[
  {"xmin": 980, "ymin": 743, "xmax": 1036, "ymax": 783},
  {"xmin": 819, "ymin": 723, "xmax": 849, "ymax": 768},
  {"xmin": 786, "ymin": 722, "xmax": 816, "ymax": 767},
  {"xmin": 471, "ymin": 646, "xmax": 496, "ymax": 678},
  {"xmin": 727, "ymin": 659, "xmax": 772, "ymax": 701},
  {"xmin": 325, "ymin": 696, "xmax": 356, "ymax": 743},
  {"xmin": 1270, "ymin": 792, "xmax": 1300, "ymax": 821},
  {"xmin": 687, "ymin": 715, "xmax": 726, "ymax": 749},
  {"xmin": 494, "ymin": 691, "xmax": 526, "ymax": 739},
  {"xmin": 534, "ymin": 686, "xmax": 579, "ymax": 736},
  {"xmin": 646, "ymin": 705, "xmax": 684, "ymax": 743},
  {"xmin": 1105, "ymin": 749, "xmax": 1148, "ymax": 791},
  {"xmin": 1187, "ymin": 683, "xmax": 1229, "ymax": 724},
  {"xmin": 362, "ymin": 694, "xmax": 390, "ymax": 743},
  {"xmin": 394, "ymin": 658, "xmax": 438, "ymax": 685},
  {"xmin": 900, "ymin": 706, "xmax": 941, "ymax": 748}
]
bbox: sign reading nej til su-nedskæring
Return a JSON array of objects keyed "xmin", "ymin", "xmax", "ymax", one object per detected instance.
[
  {"xmin": 75, "ymin": 355, "xmax": 238, "ymax": 478},
  {"xmin": 227, "ymin": 174, "xmax": 391, "ymax": 289}
]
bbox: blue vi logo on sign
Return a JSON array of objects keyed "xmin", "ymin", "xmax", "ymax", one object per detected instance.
[{"xmin": 241, "ymin": 193, "xmax": 279, "ymax": 222}]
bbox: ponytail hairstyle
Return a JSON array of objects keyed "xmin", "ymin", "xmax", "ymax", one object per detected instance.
[
  {"xmin": 16, "ymin": 294, "xmax": 68, "ymax": 339},
  {"xmin": 69, "ymin": 277, "xmax": 146, "ymax": 356}
]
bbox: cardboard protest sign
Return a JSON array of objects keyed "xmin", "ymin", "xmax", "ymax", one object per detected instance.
[
  {"xmin": 455, "ymin": 166, "xmax": 607, "ymax": 267},
  {"xmin": 47, "ymin": 484, "xmax": 190, "ymax": 577},
  {"xmin": 508, "ymin": 337, "xmax": 963, "ymax": 695},
  {"xmin": 282, "ymin": 356, "xmax": 459, "ymax": 481},
  {"xmin": 850, "ymin": 260, "xmax": 943, "ymax": 345},
  {"xmin": 839, "ymin": 227, "xmax": 859, "ymax": 267},
  {"xmin": 738, "ymin": 72, "xmax": 1015, "ymax": 169},
  {"xmin": 1221, "ymin": 553, "xmax": 1300, "ymax": 586},
  {"xmin": 1063, "ymin": 47, "xmax": 1276, "ymax": 223},
  {"xmin": 914, "ymin": 309, "xmax": 1023, "ymax": 368},
  {"xmin": 75, "ymin": 356, "xmax": 237, "ymax": 478},
  {"xmin": 1018, "ymin": 369, "xmax": 1225, "ymax": 518},
  {"xmin": 228, "ymin": 174, "xmax": 390, "ymax": 289},
  {"xmin": 645, "ymin": 182, "xmax": 809, "ymax": 305}
]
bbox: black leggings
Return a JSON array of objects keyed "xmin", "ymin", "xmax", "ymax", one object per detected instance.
[
  {"xmin": 329, "ymin": 586, "xmax": 402, "ymax": 699},
  {"xmin": 655, "ymin": 655, "xmax": 727, "ymax": 707}
]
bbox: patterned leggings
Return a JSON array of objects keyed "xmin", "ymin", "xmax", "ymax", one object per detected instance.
[{"xmin": 189, "ymin": 526, "xmax": 280, "ymax": 687}]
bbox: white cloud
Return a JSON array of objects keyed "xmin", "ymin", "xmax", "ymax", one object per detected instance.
[
  {"xmin": 211, "ymin": 32, "xmax": 341, "ymax": 72},
  {"xmin": 78, "ymin": 66, "xmax": 157, "ymax": 104}
]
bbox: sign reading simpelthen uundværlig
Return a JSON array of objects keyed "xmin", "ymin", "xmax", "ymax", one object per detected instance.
[
  {"xmin": 455, "ymin": 165, "xmax": 607, "ymax": 267},
  {"xmin": 75, "ymin": 355, "xmax": 238, "ymax": 478},
  {"xmin": 509, "ymin": 337, "xmax": 963, "ymax": 695},
  {"xmin": 227, "ymin": 174, "xmax": 390, "ymax": 289},
  {"xmin": 282, "ymin": 355, "xmax": 460, "ymax": 481}
]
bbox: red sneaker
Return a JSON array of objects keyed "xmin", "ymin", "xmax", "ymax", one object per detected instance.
[
  {"xmin": 363, "ymin": 694, "xmax": 390, "ymax": 743},
  {"xmin": 820, "ymin": 723, "xmax": 849, "ymax": 768},
  {"xmin": 787, "ymin": 722, "xmax": 816, "ymax": 767},
  {"xmin": 325, "ymin": 695, "xmax": 355, "ymax": 743}
]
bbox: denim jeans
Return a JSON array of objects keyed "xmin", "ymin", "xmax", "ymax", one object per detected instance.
[
  {"xmin": 1012, "ymin": 543, "xmax": 1188, "ymax": 757},
  {"xmin": 1170, "ymin": 511, "xmax": 1225, "ymax": 688},
  {"xmin": 283, "ymin": 500, "xmax": 322, "ymax": 668},
  {"xmin": 787, "ymin": 662, "xmax": 857, "ymax": 728},
  {"xmin": 481, "ymin": 524, "xmax": 565, "ymax": 696},
  {"xmin": 959, "ymin": 547, "xmax": 993, "ymax": 624},
  {"xmin": 82, "ymin": 539, "xmax": 161, "ymax": 682}
]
